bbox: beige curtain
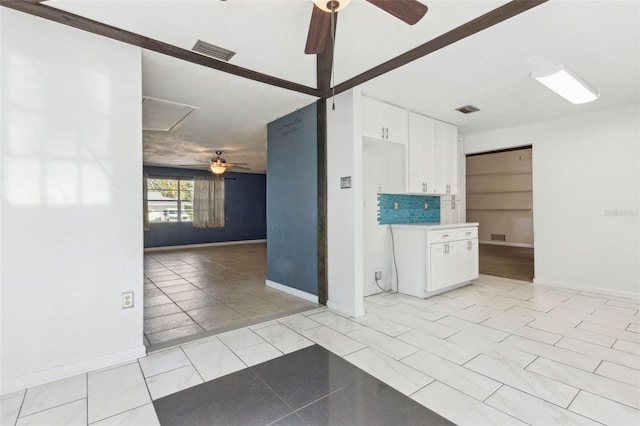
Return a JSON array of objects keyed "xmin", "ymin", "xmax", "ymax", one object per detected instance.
[
  {"xmin": 193, "ymin": 176, "xmax": 225, "ymax": 228},
  {"xmin": 143, "ymin": 173, "xmax": 150, "ymax": 231}
]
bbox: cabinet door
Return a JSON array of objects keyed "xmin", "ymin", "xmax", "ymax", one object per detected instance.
[
  {"xmin": 384, "ymin": 103, "xmax": 407, "ymax": 144},
  {"xmin": 429, "ymin": 242, "xmax": 457, "ymax": 291},
  {"xmin": 457, "ymin": 238, "xmax": 479, "ymax": 283},
  {"xmin": 407, "ymin": 112, "xmax": 436, "ymax": 194},
  {"xmin": 362, "ymin": 96, "xmax": 385, "ymax": 140},
  {"xmin": 435, "ymin": 121, "xmax": 458, "ymax": 195}
]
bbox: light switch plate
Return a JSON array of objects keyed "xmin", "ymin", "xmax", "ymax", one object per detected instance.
[{"xmin": 340, "ymin": 176, "xmax": 352, "ymax": 189}]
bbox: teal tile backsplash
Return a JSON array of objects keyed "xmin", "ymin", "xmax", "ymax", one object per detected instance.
[{"xmin": 378, "ymin": 193, "xmax": 440, "ymax": 224}]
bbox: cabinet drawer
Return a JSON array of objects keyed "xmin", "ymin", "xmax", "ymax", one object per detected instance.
[
  {"xmin": 457, "ymin": 227, "xmax": 478, "ymax": 240},
  {"xmin": 429, "ymin": 230, "xmax": 457, "ymax": 242}
]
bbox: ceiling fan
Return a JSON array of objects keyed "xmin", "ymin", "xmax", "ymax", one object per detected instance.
[
  {"xmin": 305, "ymin": 0, "xmax": 429, "ymax": 55},
  {"xmin": 180, "ymin": 151, "xmax": 250, "ymax": 175}
]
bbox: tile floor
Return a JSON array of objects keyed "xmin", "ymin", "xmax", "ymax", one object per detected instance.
[
  {"xmin": 2, "ymin": 274, "xmax": 639, "ymax": 425},
  {"xmin": 143, "ymin": 243, "xmax": 319, "ymax": 349}
]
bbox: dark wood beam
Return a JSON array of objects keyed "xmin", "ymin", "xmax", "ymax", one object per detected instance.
[
  {"xmin": 316, "ymin": 12, "xmax": 337, "ymax": 96},
  {"xmin": 316, "ymin": 98, "xmax": 328, "ymax": 305},
  {"xmin": 334, "ymin": 0, "xmax": 549, "ymax": 96},
  {"xmin": 0, "ymin": 0, "xmax": 322, "ymax": 98}
]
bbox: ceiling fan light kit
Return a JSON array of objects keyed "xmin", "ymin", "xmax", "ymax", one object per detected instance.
[
  {"xmin": 312, "ymin": 0, "xmax": 350, "ymax": 13},
  {"xmin": 531, "ymin": 63, "xmax": 599, "ymax": 104}
]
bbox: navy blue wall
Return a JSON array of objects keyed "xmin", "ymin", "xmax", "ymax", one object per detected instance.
[
  {"xmin": 266, "ymin": 103, "xmax": 318, "ymax": 296},
  {"xmin": 144, "ymin": 166, "xmax": 266, "ymax": 248}
]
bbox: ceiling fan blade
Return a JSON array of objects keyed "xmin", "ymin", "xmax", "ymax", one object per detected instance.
[
  {"xmin": 366, "ymin": 0, "xmax": 428, "ymax": 25},
  {"xmin": 305, "ymin": 5, "xmax": 331, "ymax": 54}
]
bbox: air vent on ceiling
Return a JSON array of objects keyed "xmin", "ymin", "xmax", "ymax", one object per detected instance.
[
  {"xmin": 455, "ymin": 105, "xmax": 480, "ymax": 114},
  {"xmin": 192, "ymin": 40, "xmax": 236, "ymax": 61}
]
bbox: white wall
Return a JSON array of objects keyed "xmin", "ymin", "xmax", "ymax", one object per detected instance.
[
  {"xmin": 465, "ymin": 104, "xmax": 640, "ymax": 297},
  {"xmin": 1, "ymin": 9, "xmax": 145, "ymax": 393},
  {"xmin": 326, "ymin": 89, "xmax": 365, "ymax": 316}
]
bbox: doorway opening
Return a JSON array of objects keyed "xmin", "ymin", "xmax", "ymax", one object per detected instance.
[{"xmin": 465, "ymin": 146, "xmax": 534, "ymax": 281}]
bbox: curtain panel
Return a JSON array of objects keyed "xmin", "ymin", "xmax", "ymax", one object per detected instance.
[
  {"xmin": 193, "ymin": 176, "xmax": 225, "ymax": 228},
  {"xmin": 143, "ymin": 173, "xmax": 150, "ymax": 231}
]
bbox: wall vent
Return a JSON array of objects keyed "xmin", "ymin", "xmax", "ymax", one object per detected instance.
[
  {"xmin": 491, "ymin": 233, "xmax": 506, "ymax": 241},
  {"xmin": 455, "ymin": 105, "xmax": 480, "ymax": 114},
  {"xmin": 192, "ymin": 40, "xmax": 236, "ymax": 61}
]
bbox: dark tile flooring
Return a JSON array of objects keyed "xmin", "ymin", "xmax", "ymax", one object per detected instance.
[
  {"xmin": 153, "ymin": 345, "xmax": 453, "ymax": 426},
  {"xmin": 144, "ymin": 243, "xmax": 319, "ymax": 350},
  {"xmin": 479, "ymin": 243, "xmax": 534, "ymax": 281}
]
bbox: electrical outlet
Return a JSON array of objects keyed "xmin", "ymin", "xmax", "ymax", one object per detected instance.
[
  {"xmin": 374, "ymin": 271, "xmax": 382, "ymax": 280},
  {"xmin": 424, "ymin": 202, "xmax": 429, "ymax": 210},
  {"xmin": 393, "ymin": 201, "xmax": 399, "ymax": 211},
  {"xmin": 340, "ymin": 176, "xmax": 352, "ymax": 189},
  {"xmin": 121, "ymin": 291, "xmax": 134, "ymax": 309}
]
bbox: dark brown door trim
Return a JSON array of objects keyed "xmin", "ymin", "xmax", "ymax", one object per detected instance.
[{"xmin": 316, "ymin": 99, "xmax": 328, "ymax": 305}]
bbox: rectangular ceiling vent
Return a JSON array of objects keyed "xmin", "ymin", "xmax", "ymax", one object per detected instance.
[
  {"xmin": 455, "ymin": 105, "xmax": 480, "ymax": 114},
  {"xmin": 192, "ymin": 40, "xmax": 236, "ymax": 62}
]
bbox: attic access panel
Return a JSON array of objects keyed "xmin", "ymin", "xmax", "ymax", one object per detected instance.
[{"xmin": 142, "ymin": 96, "xmax": 199, "ymax": 132}]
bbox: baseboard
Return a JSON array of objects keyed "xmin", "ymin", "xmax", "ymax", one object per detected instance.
[
  {"xmin": 327, "ymin": 299, "xmax": 365, "ymax": 318},
  {"xmin": 479, "ymin": 241, "xmax": 534, "ymax": 248},
  {"xmin": 533, "ymin": 278, "xmax": 640, "ymax": 300},
  {"xmin": 265, "ymin": 280, "xmax": 318, "ymax": 304},
  {"xmin": 1, "ymin": 345, "xmax": 146, "ymax": 396},
  {"xmin": 144, "ymin": 239, "xmax": 267, "ymax": 252}
]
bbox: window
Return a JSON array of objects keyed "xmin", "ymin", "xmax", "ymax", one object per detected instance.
[{"xmin": 146, "ymin": 177, "xmax": 194, "ymax": 223}]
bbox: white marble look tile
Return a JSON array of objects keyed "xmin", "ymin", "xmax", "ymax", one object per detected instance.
[
  {"xmin": 507, "ymin": 305, "xmax": 582, "ymax": 327},
  {"xmin": 500, "ymin": 334, "xmax": 601, "ymax": 372},
  {"xmin": 233, "ymin": 341, "xmax": 283, "ymax": 366},
  {"xmin": 218, "ymin": 328, "xmax": 265, "ymax": 351},
  {"xmin": 300, "ymin": 326, "xmax": 366, "ymax": 357},
  {"xmin": 344, "ymin": 348, "xmax": 433, "ymax": 395},
  {"xmin": 605, "ymin": 298, "xmax": 640, "ymax": 311},
  {"xmin": 569, "ymin": 390, "xmax": 640, "ymax": 425},
  {"xmin": 588, "ymin": 308, "xmax": 637, "ymax": 329},
  {"xmin": 490, "ymin": 295, "xmax": 556, "ymax": 313},
  {"xmin": 595, "ymin": 360, "xmax": 640, "ymax": 387},
  {"xmin": 465, "ymin": 354, "xmax": 579, "ymax": 407},
  {"xmin": 252, "ymin": 322, "xmax": 314, "ymax": 354},
  {"xmin": 397, "ymin": 329, "xmax": 478, "ymax": 365},
  {"xmin": 527, "ymin": 357, "xmax": 640, "ymax": 409},
  {"xmin": 427, "ymin": 303, "xmax": 490, "ymax": 323},
  {"xmin": 138, "ymin": 348, "xmax": 191, "ymax": 378},
  {"xmin": 388, "ymin": 303, "xmax": 448, "ymax": 322},
  {"xmin": 403, "ymin": 350, "xmax": 500, "ymax": 401},
  {"xmin": 21, "ymin": 373, "xmax": 86, "ymax": 417},
  {"xmin": 307, "ymin": 311, "xmax": 366, "ymax": 334},
  {"xmin": 277, "ymin": 314, "xmax": 321, "ymax": 333},
  {"xmin": 613, "ymin": 338, "xmax": 640, "ymax": 354},
  {"xmin": 486, "ymin": 385, "xmax": 601, "ymax": 426},
  {"xmin": 352, "ymin": 312, "xmax": 412, "ymax": 337},
  {"xmin": 181, "ymin": 337, "xmax": 246, "ymax": 381},
  {"xmin": 91, "ymin": 403, "xmax": 160, "ymax": 426},
  {"xmin": 1, "ymin": 389, "xmax": 25, "ymax": 426},
  {"xmin": 482, "ymin": 317, "xmax": 562, "ymax": 345},
  {"xmin": 88, "ymin": 362, "xmax": 150, "ymax": 424},
  {"xmin": 411, "ymin": 381, "xmax": 527, "ymax": 426},
  {"xmin": 447, "ymin": 332, "xmax": 536, "ymax": 368},
  {"xmin": 437, "ymin": 316, "xmax": 510, "ymax": 343},
  {"xmin": 363, "ymin": 293, "xmax": 401, "ymax": 307},
  {"xmin": 527, "ymin": 317, "xmax": 616, "ymax": 347},
  {"xmin": 465, "ymin": 304, "xmax": 532, "ymax": 324},
  {"xmin": 627, "ymin": 322, "xmax": 640, "ymax": 333},
  {"xmin": 555, "ymin": 336, "xmax": 640, "ymax": 370},
  {"xmin": 17, "ymin": 399, "xmax": 86, "ymax": 426},
  {"xmin": 146, "ymin": 364, "xmax": 203, "ymax": 400},
  {"xmin": 347, "ymin": 327, "xmax": 418, "ymax": 360},
  {"xmin": 578, "ymin": 320, "xmax": 640, "ymax": 342}
]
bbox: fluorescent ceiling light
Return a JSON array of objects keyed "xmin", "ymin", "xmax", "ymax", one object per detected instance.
[{"xmin": 530, "ymin": 64, "xmax": 599, "ymax": 104}]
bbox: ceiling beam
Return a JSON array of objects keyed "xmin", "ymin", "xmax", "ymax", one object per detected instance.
[
  {"xmin": 333, "ymin": 0, "xmax": 549, "ymax": 96},
  {"xmin": 0, "ymin": 0, "xmax": 322, "ymax": 98}
]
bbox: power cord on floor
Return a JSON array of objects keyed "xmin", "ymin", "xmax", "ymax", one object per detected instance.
[{"xmin": 373, "ymin": 226, "xmax": 400, "ymax": 295}]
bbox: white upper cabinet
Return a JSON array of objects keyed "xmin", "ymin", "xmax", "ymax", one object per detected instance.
[
  {"xmin": 435, "ymin": 120, "xmax": 458, "ymax": 195},
  {"xmin": 407, "ymin": 112, "xmax": 437, "ymax": 194},
  {"xmin": 407, "ymin": 111, "xmax": 458, "ymax": 195},
  {"xmin": 362, "ymin": 96, "xmax": 407, "ymax": 145}
]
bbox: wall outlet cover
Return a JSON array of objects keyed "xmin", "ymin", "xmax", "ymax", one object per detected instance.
[
  {"xmin": 121, "ymin": 291, "xmax": 134, "ymax": 309},
  {"xmin": 340, "ymin": 176, "xmax": 352, "ymax": 189}
]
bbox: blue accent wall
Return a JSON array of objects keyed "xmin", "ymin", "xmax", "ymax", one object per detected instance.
[
  {"xmin": 378, "ymin": 193, "xmax": 441, "ymax": 224},
  {"xmin": 267, "ymin": 102, "xmax": 318, "ymax": 296},
  {"xmin": 143, "ymin": 166, "xmax": 266, "ymax": 248}
]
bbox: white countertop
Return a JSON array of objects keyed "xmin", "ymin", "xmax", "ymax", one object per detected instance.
[{"xmin": 391, "ymin": 222, "xmax": 479, "ymax": 230}]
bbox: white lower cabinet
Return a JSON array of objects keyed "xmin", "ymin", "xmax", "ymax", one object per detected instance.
[{"xmin": 392, "ymin": 224, "xmax": 479, "ymax": 298}]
